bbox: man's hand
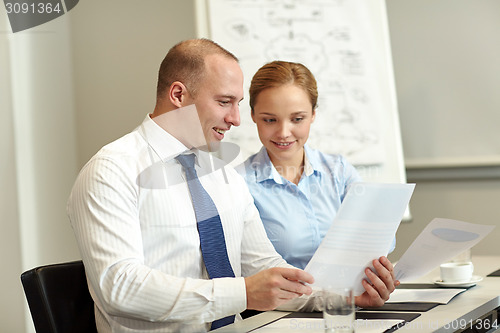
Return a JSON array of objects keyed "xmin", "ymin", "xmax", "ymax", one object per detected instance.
[
  {"xmin": 355, "ymin": 256, "xmax": 400, "ymax": 308},
  {"xmin": 245, "ymin": 267, "xmax": 314, "ymax": 311}
]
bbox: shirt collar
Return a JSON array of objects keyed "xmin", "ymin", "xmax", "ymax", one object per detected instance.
[
  {"xmin": 251, "ymin": 145, "xmax": 323, "ymax": 184},
  {"xmin": 303, "ymin": 146, "xmax": 314, "ymax": 177},
  {"xmin": 252, "ymin": 147, "xmax": 284, "ymax": 184},
  {"xmin": 304, "ymin": 144, "xmax": 328, "ymax": 176},
  {"xmin": 138, "ymin": 114, "xmax": 190, "ymax": 162},
  {"xmin": 139, "ymin": 114, "xmax": 232, "ymax": 173}
]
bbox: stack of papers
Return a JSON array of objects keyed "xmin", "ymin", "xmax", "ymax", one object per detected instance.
[{"xmin": 386, "ymin": 288, "xmax": 466, "ymax": 304}]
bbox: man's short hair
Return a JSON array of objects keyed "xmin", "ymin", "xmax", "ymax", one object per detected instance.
[{"xmin": 156, "ymin": 39, "xmax": 238, "ymax": 101}]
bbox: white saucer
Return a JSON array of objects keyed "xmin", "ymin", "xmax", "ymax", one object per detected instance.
[{"xmin": 433, "ymin": 275, "xmax": 483, "ymax": 288}]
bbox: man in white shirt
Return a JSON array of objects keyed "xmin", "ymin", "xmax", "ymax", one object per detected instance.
[{"xmin": 67, "ymin": 38, "xmax": 398, "ymax": 332}]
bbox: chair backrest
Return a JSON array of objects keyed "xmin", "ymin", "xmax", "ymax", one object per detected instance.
[{"xmin": 20, "ymin": 260, "xmax": 97, "ymax": 333}]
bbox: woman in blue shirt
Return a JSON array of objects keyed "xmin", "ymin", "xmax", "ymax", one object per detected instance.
[
  {"xmin": 238, "ymin": 60, "xmax": 399, "ymax": 312},
  {"xmin": 239, "ymin": 60, "xmax": 393, "ymax": 269}
]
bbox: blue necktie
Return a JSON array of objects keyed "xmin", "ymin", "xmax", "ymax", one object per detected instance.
[{"xmin": 176, "ymin": 153, "xmax": 236, "ymax": 330}]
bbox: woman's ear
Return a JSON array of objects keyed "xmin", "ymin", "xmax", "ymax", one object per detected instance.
[
  {"xmin": 311, "ymin": 108, "xmax": 316, "ymax": 123},
  {"xmin": 251, "ymin": 110, "xmax": 257, "ymax": 123},
  {"xmin": 168, "ymin": 81, "xmax": 189, "ymax": 108}
]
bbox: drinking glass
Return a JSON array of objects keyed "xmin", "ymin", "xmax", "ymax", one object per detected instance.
[{"xmin": 323, "ymin": 287, "xmax": 355, "ymax": 333}]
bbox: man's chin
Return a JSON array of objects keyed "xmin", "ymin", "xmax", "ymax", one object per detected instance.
[{"xmin": 197, "ymin": 140, "xmax": 221, "ymax": 152}]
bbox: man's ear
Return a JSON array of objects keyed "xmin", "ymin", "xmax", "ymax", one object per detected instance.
[{"xmin": 168, "ymin": 81, "xmax": 189, "ymax": 108}]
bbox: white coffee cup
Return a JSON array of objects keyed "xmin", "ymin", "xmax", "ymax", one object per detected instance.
[{"xmin": 440, "ymin": 262, "xmax": 474, "ymax": 283}]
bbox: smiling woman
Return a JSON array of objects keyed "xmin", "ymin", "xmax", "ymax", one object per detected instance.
[
  {"xmin": 237, "ymin": 61, "xmax": 398, "ymax": 311},
  {"xmin": 238, "ymin": 61, "xmax": 365, "ymax": 270},
  {"xmin": 251, "ymin": 84, "xmax": 316, "ymax": 184}
]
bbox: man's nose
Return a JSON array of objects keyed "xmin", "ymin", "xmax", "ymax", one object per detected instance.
[{"xmin": 226, "ymin": 105, "xmax": 240, "ymax": 127}]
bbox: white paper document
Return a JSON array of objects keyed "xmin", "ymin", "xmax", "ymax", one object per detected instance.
[
  {"xmin": 253, "ymin": 318, "xmax": 404, "ymax": 333},
  {"xmin": 394, "ymin": 218, "xmax": 495, "ymax": 282},
  {"xmin": 305, "ymin": 183, "xmax": 415, "ymax": 295},
  {"xmin": 386, "ymin": 288, "xmax": 466, "ymax": 304}
]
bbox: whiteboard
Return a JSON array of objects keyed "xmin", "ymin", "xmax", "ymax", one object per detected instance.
[{"xmin": 196, "ymin": 0, "xmax": 406, "ymax": 186}]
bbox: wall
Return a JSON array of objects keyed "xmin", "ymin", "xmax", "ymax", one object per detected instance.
[
  {"xmin": 391, "ymin": 179, "xmax": 500, "ymax": 261},
  {"xmin": 386, "ymin": 0, "xmax": 500, "ymax": 261},
  {"xmin": 0, "ymin": 12, "xmax": 25, "ymax": 333},
  {"xmin": 70, "ymin": 0, "xmax": 198, "ymax": 168},
  {"xmin": 387, "ymin": 0, "xmax": 500, "ymax": 166},
  {"xmin": 2, "ymin": 13, "xmax": 80, "ymax": 332}
]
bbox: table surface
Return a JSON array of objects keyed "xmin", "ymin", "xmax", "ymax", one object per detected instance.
[{"xmin": 214, "ymin": 255, "xmax": 500, "ymax": 332}]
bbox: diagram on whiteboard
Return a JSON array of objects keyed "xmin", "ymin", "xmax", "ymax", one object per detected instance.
[{"xmin": 208, "ymin": 0, "xmax": 387, "ymax": 165}]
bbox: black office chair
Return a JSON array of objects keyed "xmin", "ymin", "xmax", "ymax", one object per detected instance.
[{"xmin": 20, "ymin": 260, "xmax": 97, "ymax": 333}]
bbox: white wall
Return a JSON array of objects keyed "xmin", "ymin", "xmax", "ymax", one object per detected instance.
[
  {"xmin": 391, "ymin": 179, "xmax": 500, "ymax": 262},
  {"xmin": 1, "ymin": 13, "xmax": 80, "ymax": 333},
  {"xmin": 386, "ymin": 0, "xmax": 500, "ymax": 261},
  {"xmin": 70, "ymin": 0, "xmax": 198, "ymax": 167},
  {"xmin": 387, "ymin": 0, "xmax": 500, "ymax": 166},
  {"xmin": 0, "ymin": 13, "xmax": 25, "ymax": 333}
]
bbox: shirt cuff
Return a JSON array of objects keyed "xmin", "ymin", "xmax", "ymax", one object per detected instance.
[{"xmin": 213, "ymin": 277, "xmax": 247, "ymax": 318}]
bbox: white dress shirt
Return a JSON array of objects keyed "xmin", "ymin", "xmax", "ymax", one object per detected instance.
[{"xmin": 67, "ymin": 114, "xmax": 290, "ymax": 332}]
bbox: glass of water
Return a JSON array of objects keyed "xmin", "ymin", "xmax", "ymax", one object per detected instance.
[
  {"xmin": 323, "ymin": 287, "xmax": 355, "ymax": 333},
  {"xmin": 450, "ymin": 248, "xmax": 472, "ymax": 264}
]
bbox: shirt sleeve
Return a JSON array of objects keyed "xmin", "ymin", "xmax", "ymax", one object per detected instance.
[
  {"xmin": 341, "ymin": 155, "xmax": 363, "ymax": 186},
  {"xmin": 67, "ymin": 156, "xmax": 247, "ymax": 324},
  {"xmin": 232, "ymin": 171, "xmax": 291, "ymax": 276},
  {"xmin": 276, "ymin": 287, "xmax": 324, "ymax": 312},
  {"xmin": 231, "ymin": 171, "xmax": 333, "ymax": 313}
]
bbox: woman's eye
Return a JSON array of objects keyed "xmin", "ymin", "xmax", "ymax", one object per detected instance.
[
  {"xmin": 293, "ymin": 117, "xmax": 304, "ymax": 122},
  {"xmin": 263, "ymin": 118, "xmax": 275, "ymax": 123}
]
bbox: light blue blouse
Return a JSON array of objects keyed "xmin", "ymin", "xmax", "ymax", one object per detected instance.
[{"xmin": 238, "ymin": 145, "xmax": 363, "ymax": 269}]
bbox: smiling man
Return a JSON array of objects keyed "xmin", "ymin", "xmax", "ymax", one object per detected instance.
[{"xmin": 67, "ymin": 39, "xmax": 315, "ymax": 332}]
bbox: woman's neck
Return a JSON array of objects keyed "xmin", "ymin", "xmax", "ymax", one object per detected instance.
[{"xmin": 269, "ymin": 150, "xmax": 305, "ymax": 185}]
